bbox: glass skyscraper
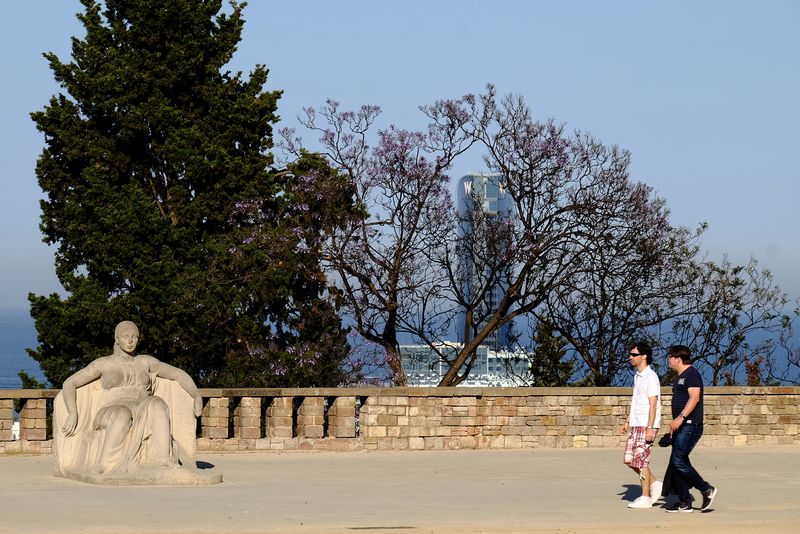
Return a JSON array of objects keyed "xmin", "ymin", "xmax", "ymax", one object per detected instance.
[{"xmin": 456, "ymin": 173, "xmax": 515, "ymax": 351}]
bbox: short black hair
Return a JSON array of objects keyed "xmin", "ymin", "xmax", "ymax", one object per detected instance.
[
  {"xmin": 630, "ymin": 340, "xmax": 653, "ymax": 365},
  {"xmin": 668, "ymin": 345, "xmax": 692, "ymax": 364}
]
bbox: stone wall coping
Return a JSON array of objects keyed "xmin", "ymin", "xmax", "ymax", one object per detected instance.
[
  {"xmin": 0, "ymin": 389, "xmax": 59, "ymax": 399},
  {"xmin": 2, "ymin": 385, "xmax": 798, "ymax": 399}
]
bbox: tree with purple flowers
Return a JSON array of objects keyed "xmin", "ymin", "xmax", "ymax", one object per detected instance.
[
  {"xmin": 288, "ymin": 87, "xmax": 699, "ymax": 386},
  {"xmin": 285, "ymin": 85, "xmax": 795, "ymax": 387},
  {"xmin": 286, "ymin": 99, "xmax": 477, "ymax": 384},
  {"xmin": 424, "ymin": 89, "xmax": 699, "ymax": 385},
  {"xmin": 530, "ymin": 177, "xmax": 704, "ymax": 386}
]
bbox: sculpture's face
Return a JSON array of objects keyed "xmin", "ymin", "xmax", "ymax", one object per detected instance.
[{"xmin": 116, "ymin": 328, "xmax": 139, "ymax": 354}]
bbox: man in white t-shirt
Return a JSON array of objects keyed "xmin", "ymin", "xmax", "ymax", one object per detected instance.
[{"xmin": 621, "ymin": 341, "xmax": 662, "ymax": 509}]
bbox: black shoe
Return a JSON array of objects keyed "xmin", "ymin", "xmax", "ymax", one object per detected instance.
[
  {"xmin": 666, "ymin": 501, "xmax": 693, "ymax": 513},
  {"xmin": 701, "ymin": 486, "xmax": 717, "ymax": 510}
]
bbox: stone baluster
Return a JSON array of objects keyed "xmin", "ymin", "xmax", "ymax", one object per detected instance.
[
  {"xmin": 327, "ymin": 396, "xmax": 356, "ymax": 438},
  {"xmin": 296, "ymin": 397, "xmax": 325, "ymax": 438},
  {"xmin": 201, "ymin": 396, "xmax": 229, "ymax": 439},
  {"xmin": 0, "ymin": 399, "xmax": 14, "ymax": 441},
  {"xmin": 266, "ymin": 397, "xmax": 293, "ymax": 438},
  {"xmin": 233, "ymin": 396, "xmax": 261, "ymax": 439},
  {"xmin": 19, "ymin": 398, "xmax": 47, "ymax": 441}
]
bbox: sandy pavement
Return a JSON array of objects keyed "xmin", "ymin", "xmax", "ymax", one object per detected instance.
[{"xmin": 1, "ymin": 446, "xmax": 797, "ymax": 533}]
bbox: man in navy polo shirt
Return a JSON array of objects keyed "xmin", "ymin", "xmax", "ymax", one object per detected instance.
[{"xmin": 665, "ymin": 345, "xmax": 718, "ymax": 512}]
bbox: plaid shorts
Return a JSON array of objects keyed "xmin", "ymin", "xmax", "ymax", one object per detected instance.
[{"xmin": 623, "ymin": 426, "xmax": 655, "ymax": 469}]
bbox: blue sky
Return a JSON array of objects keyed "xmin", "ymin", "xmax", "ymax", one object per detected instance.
[{"xmin": 1, "ymin": 1, "xmax": 798, "ymax": 312}]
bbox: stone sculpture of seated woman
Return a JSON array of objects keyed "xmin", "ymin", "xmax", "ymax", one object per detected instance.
[{"xmin": 53, "ymin": 321, "xmax": 220, "ymax": 485}]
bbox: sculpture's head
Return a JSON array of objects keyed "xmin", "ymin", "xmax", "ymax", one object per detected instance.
[{"xmin": 114, "ymin": 321, "xmax": 140, "ymax": 355}]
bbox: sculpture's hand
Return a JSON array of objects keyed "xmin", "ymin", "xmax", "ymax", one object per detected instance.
[
  {"xmin": 62, "ymin": 412, "xmax": 78, "ymax": 436},
  {"xmin": 193, "ymin": 395, "xmax": 203, "ymax": 417}
]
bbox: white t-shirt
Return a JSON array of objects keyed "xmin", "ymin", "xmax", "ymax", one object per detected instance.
[{"xmin": 628, "ymin": 365, "xmax": 661, "ymax": 428}]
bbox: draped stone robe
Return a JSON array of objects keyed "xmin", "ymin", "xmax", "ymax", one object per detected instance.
[{"xmin": 53, "ymin": 357, "xmax": 197, "ymax": 478}]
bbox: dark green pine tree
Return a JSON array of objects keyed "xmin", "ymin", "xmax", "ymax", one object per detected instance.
[
  {"xmin": 529, "ymin": 321, "xmax": 575, "ymax": 386},
  {"xmin": 27, "ymin": 0, "xmax": 356, "ymax": 388}
]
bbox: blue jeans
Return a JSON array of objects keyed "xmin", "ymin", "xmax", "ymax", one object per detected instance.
[{"xmin": 669, "ymin": 421, "xmax": 711, "ymax": 501}]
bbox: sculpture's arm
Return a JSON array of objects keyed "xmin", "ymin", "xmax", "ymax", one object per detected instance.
[
  {"xmin": 145, "ymin": 357, "xmax": 203, "ymax": 416},
  {"xmin": 61, "ymin": 361, "xmax": 103, "ymax": 436}
]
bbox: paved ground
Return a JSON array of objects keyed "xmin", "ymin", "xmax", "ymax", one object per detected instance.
[{"xmin": 1, "ymin": 446, "xmax": 798, "ymax": 533}]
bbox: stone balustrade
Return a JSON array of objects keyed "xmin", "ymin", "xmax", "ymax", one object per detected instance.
[{"xmin": 1, "ymin": 386, "xmax": 798, "ymax": 455}]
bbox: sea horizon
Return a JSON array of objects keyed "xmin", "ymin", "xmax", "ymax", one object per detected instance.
[{"xmin": 0, "ymin": 308, "xmax": 45, "ymax": 388}]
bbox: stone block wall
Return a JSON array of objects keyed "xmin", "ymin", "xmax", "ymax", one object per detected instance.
[
  {"xmin": 1, "ymin": 386, "xmax": 798, "ymax": 454},
  {"xmin": 0, "ymin": 394, "xmax": 54, "ymax": 455},
  {"xmin": 358, "ymin": 392, "xmax": 626, "ymax": 450},
  {"xmin": 698, "ymin": 388, "xmax": 799, "ymax": 446}
]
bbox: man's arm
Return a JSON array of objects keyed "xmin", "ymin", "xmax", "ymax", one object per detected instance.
[
  {"xmin": 669, "ymin": 386, "xmax": 700, "ymax": 433},
  {"xmin": 646, "ymin": 395, "xmax": 658, "ymax": 442}
]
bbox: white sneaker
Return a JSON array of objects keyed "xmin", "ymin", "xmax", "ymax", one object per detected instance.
[
  {"xmin": 628, "ymin": 496, "xmax": 653, "ymax": 509},
  {"xmin": 650, "ymin": 480, "xmax": 663, "ymax": 503}
]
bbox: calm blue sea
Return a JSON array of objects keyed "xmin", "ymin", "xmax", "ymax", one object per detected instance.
[{"xmin": 0, "ymin": 309, "xmax": 45, "ymax": 388}]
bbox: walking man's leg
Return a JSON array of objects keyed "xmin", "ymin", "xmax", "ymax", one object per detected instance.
[{"xmin": 667, "ymin": 424, "xmax": 716, "ymax": 510}]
